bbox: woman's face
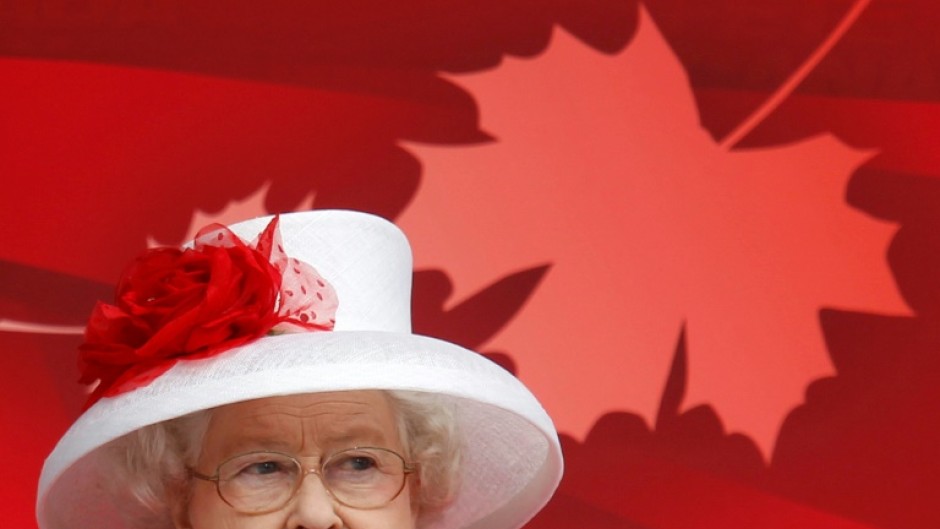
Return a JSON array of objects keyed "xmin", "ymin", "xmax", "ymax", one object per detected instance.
[{"xmin": 178, "ymin": 390, "xmax": 416, "ymax": 529}]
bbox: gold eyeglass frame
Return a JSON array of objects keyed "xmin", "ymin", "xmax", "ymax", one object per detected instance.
[{"xmin": 190, "ymin": 446, "xmax": 416, "ymax": 514}]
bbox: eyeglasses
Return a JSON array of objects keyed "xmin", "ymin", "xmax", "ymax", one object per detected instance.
[{"xmin": 191, "ymin": 447, "xmax": 415, "ymax": 514}]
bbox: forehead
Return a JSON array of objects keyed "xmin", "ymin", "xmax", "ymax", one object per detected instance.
[{"xmin": 200, "ymin": 390, "xmax": 400, "ymax": 459}]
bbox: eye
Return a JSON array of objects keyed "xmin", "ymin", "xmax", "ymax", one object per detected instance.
[
  {"xmin": 324, "ymin": 450, "xmax": 387, "ymax": 485},
  {"xmin": 219, "ymin": 453, "xmax": 297, "ymax": 482},
  {"xmin": 338, "ymin": 455, "xmax": 378, "ymax": 472},
  {"xmin": 242, "ymin": 460, "xmax": 287, "ymax": 476}
]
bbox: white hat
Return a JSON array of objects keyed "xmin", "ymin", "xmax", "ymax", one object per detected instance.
[{"xmin": 36, "ymin": 210, "xmax": 562, "ymax": 529}]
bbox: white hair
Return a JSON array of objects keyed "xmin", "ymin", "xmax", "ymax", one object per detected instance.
[{"xmin": 104, "ymin": 390, "xmax": 460, "ymax": 529}]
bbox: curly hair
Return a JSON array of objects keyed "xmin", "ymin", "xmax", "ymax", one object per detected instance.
[{"xmin": 103, "ymin": 390, "xmax": 460, "ymax": 529}]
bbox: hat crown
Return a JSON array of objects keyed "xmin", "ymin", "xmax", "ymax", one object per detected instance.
[{"xmin": 229, "ymin": 211, "xmax": 413, "ymax": 333}]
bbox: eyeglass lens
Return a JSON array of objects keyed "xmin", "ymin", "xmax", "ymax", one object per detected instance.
[{"xmin": 214, "ymin": 447, "xmax": 408, "ymax": 513}]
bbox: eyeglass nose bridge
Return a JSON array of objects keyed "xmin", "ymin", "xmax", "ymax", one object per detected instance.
[
  {"xmin": 301, "ymin": 465, "xmax": 323, "ymax": 477},
  {"xmin": 294, "ymin": 461, "xmax": 333, "ymax": 492},
  {"xmin": 275, "ymin": 459, "xmax": 346, "ymax": 514}
]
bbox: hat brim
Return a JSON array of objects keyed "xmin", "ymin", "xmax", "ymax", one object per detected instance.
[{"xmin": 37, "ymin": 330, "xmax": 563, "ymax": 529}]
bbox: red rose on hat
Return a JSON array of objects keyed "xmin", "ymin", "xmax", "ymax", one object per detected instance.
[{"xmin": 79, "ymin": 216, "xmax": 338, "ymax": 407}]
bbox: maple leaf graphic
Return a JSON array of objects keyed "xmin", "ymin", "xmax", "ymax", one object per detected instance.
[
  {"xmin": 145, "ymin": 180, "xmax": 314, "ymax": 248},
  {"xmin": 399, "ymin": 6, "xmax": 909, "ymax": 454}
]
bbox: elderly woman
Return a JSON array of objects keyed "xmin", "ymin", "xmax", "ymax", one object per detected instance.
[{"xmin": 37, "ymin": 211, "xmax": 562, "ymax": 529}]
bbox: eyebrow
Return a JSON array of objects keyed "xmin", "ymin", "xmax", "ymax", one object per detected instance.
[{"xmin": 320, "ymin": 424, "xmax": 393, "ymax": 447}]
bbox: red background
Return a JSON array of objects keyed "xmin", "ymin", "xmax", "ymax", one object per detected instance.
[{"xmin": 3, "ymin": 1, "xmax": 940, "ymax": 528}]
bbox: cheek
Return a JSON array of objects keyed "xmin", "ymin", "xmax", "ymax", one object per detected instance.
[
  {"xmin": 391, "ymin": 484, "xmax": 420, "ymax": 529},
  {"xmin": 338, "ymin": 486, "xmax": 416, "ymax": 529},
  {"xmin": 185, "ymin": 482, "xmax": 243, "ymax": 529}
]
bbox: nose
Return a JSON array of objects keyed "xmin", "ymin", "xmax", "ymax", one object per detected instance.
[{"xmin": 285, "ymin": 469, "xmax": 342, "ymax": 529}]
